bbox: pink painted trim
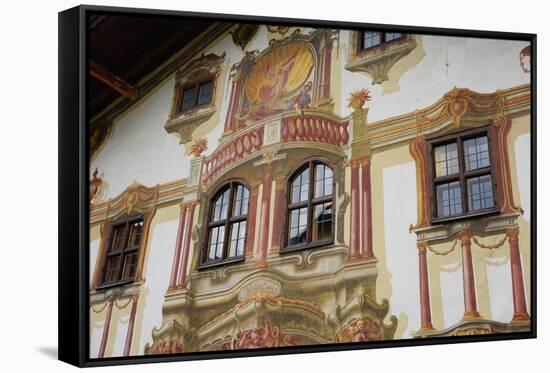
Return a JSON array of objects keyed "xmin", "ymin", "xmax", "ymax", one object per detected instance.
[
  {"xmin": 98, "ymin": 299, "xmax": 114, "ymax": 358},
  {"xmin": 460, "ymin": 234, "xmax": 479, "ymax": 316},
  {"xmin": 349, "ymin": 166, "xmax": 360, "ymax": 259},
  {"xmin": 361, "ymin": 163, "xmax": 373, "ymax": 258},
  {"xmin": 256, "ymin": 169, "xmax": 273, "ymax": 267},
  {"xmin": 123, "ymin": 296, "xmax": 139, "ymax": 356},
  {"xmin": 418, "ymin": 248, "xmax": 433, "ymax": 329},
  {"xmin": 169, "ymin": 206, "xmax": 187, "ymax": 289},
  {"xmin": 177, "ymin": 204, "xmax": 195, "ymax": 287},
  {"xmin": 509, "ymin": 232, "xmax": 529, "ymax": 318}
]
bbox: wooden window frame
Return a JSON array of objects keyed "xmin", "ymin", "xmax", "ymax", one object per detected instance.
[
  {"xmin": 281, "ymin": 160, "xmax": 335, "ymax": 254},
  {"xmin": 177, "ymin": 79, "xmax": 213, "ymax": 113},
  {"xmin": 428, "ymin": 127, "xmax": 499, "ymax": 224},
  {"xmin": 96, "ymin": 214, "xmax": 145, "ymax": 290},
  {"xmin": 357, "ymin": 31, "xmax": 405, "ymax": 52},
  {"xmin": 199, "ymin": 181, "xmax": 249, "ymax": 269}
]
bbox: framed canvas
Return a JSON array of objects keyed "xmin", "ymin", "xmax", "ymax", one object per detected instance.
[{"xmin": 58, "ymin": 4, "xmax": 537, "ymax": 367}]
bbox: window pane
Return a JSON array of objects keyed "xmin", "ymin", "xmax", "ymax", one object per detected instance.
[
  {"xmin": 233, "ymin": 184, "xmax": 249, "ymax": 217},
  {"xmin": 312, "ymin": 202, "xmax": 332, "ymax": 242},
  {"xmin": 436, "ymin": 182, "xmax": 463, "ymax": 217},
  {"xmin": 434, "ymin": 142, "xmax": 459, "ymax": 177},
  {"xmin": 314, "ymin": 164, "xmax": 333, "ymax": 198},
  {"xmin": 121, "ymin": 252, "xmax": 138, "ymax": 280},
  {"xmin": 228, "ymin": 221, "xmax": 247, "ymax": 258},
  {"xmin": 181, "ymin": 86, "xmax": 197, "ymax": 110},
  {"xmin": 467, "ymin": 175, "xmax": 494, "ymax": 211},
  {"xmin": 464, "ymin": 136, "xmax": 490, "ymax": 171},
  {"xmin": 207, "ymin": 226, "xmax": 225, "ymax": 261},
  {"xmin": 291, "ymin": 167, "xmax": 309, "ymax": 203},
  {"xmin": 108, "ymin": 225, "xmax": 126, "ymax": 252},
  {"xmin": 197, "ymin": 81, "xmax": 212, "ymax": 105},
  {"xmin": 385, "ymin": 32, "xmax": 402, "ymax": 41},
  {"xmin": 127, "ymin": 219, "xmax": 144, "ymax": 247},
  {"xmin": 103, "ymin": 256, "xmax": 120, "ymax": 284},
  {"xmin": 363, "ymin": 32, "xmax": 381, "ymax": 49},
  {"xmin": 289, "ymin": 207, "xmax": 308, "ymax": 246},
  {"xmin": 212, "ymin": 188, "xmax": 230, "ymax": 221}
]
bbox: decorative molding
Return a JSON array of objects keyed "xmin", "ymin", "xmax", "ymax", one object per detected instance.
[
  {"xmin": 90, "ymin": 178, "xmax": 188, "ymax": 224},
  {"xmin": 415, "ymin": 318, "xmax": 530, "ymax": 338},
  {"xmin": 491, "ymin": 115, "xmax": 523, "ymax": 215},
  {"xmin": 345, "ymin": 33, "xmax": 417, "ymax": 84},
  {"xmin": 165, "ymin": 52, "xmax": 226, "ymax": 145},
  {"xmin": 281, "ymin": 111, "xmax": 349, "ymax": 146},
  {"xmin": 230, "ymin": 24, "xmax": 259, "ymax": 50},
  {"xmin": 409, "ymin": 136, "xmax": 431, "ymax": 231},
  {"xmin": 367, "ymin": 84, "xmax": 530, "ymax": 149},
  {"xmin": 89, "ymin": 168, "xmax": 104, "ymax": 203},
  {"xmin": 202, "ymin": 126, "xmax": 264, "ymax": 184}
]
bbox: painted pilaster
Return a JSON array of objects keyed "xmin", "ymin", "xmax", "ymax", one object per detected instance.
[
  {"xmin": 177, "ymin": 202, "xmax": 196, "ymax": 288},
  {"xmin": 417, "ymin": 242, "xmax": 434, "ymax": 331},
  {"xmin": 271, "ymin": 178, "xmax": 286, "ymax": 253},
  {"xmin": 360, "ymin": 159, "xmax": 373, "ymax": 258},
  {"xmin": 169, "ymin": 204, "xmax": 188, "ymax": 289},
  {"xmin": 246, "ymin": 185, "xmax": 260, "ymax": 258},
  {"xmin": 458, "ymin": 230, "xmax": 481, "ymax": 320},
  {"xmin": 123, "ymin": 295, "xmax": 139, "ymax": 356},
  {"xmin": 256, "ymin": 166, "xmax": 274, "ymax": 268},
  {"xmin": 349, "ymin": 163, "xmax": 361, "ymax": 260},
  {"xmin": 98, "ymin": 298, "xmax": 114, "ymax": 358},
  {"xmin": 506, "ymin": 227, "xmax": 530, "ymax": 323}
]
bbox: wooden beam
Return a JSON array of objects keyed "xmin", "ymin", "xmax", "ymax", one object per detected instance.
[{"xmin": 89, "ymin": 60, "xmax": 137, "ymax": 100}]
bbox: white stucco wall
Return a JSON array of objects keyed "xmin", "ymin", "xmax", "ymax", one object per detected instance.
[
  {"xmin": 137, "ymin": 219, "xmax": 178, "ymax": 353},
  {"xmin": 382, "ymin": 162, "xmax": 419, "ymax": 338},
  {"xmin": 89, "ymin": 239, "xmax": 100, "ymax": 286},
  {"xmin": 339, "ymin": 32, "xmax": 530, "ymax": 121}
]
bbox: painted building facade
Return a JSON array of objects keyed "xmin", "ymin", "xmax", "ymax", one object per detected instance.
[{"xmin": 88, "ymin": 22, "xmax": 532, "ymax": 357}]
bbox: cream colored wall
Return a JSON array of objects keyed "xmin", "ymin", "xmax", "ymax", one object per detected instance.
[
  {"xmin": 338, "ymin": 32, "xmax": 530, "ymax": 121},
  {"xmin": 371, "ymin": 144, "xmax": 419, "ymax": 339}
]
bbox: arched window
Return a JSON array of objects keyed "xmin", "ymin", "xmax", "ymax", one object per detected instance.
[
  {"xmin": 284, "ymin": 161, "xmax": 334, "ymax": 251},
  {"xmin": 202, "ymin": 182, "xmax": 249, "ymax": 266}
]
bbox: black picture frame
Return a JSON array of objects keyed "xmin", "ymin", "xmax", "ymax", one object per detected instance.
[{"xmin": 58, "ymin": 4, "xmax": 537, "ymax": 368}]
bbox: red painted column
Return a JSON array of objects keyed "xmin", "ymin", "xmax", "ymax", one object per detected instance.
[
  {"xmin": 98, "ymin": 298, "xmax": 114, "ymax": 358},
  {"xmin": 270, "ymin": 178, "xmax": 286, "ymax": 253},
  {"xmin": 123, "ymin": 295, "xmax": 139, "ymax": 356},
  {"xmin": 177, "ymin": 202, "xmax": 196, "ymax": 288},
  {"xmin": 169, "ymin": 204, "xmax": 188, "ymax": 289},
  {"xmin": 417, "ymin": 242, "xmax": 434, "ymax": 331},
  {"xmin": 349, "ymin": 163, "xmax": 361, "ymax": 260},
  {"xmin": 361, "ymin": 159, "xmax": 374, "ymax": 258},
  {"xmin": 256, "ymin": 166, "xmax": 273, "ymax": 268},
  {"xmin": 246, "ymin": 185, "xmax": 260, "ymax": 258},
  {"xmin": 458, "ymin": 230, "xmax": 481, "ymax": 320},
  {"xmin": 506, "ymin": 227, "xmax": 530, "ymax": 322}
]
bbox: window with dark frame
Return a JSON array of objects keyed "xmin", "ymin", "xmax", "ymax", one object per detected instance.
[
  {"xmin": 180, "ymin": 80, "xmax": 213, "ymax": 112},
  {"xmin": 359, "ymin": 31, "xmax": 404, "ymax": 50},
  {"xmin": 284, "ymin": 161, "xmax": 334, "ymax": 252},
  {"xmin": 201, "ymin": 182, "xmax": 249, "ymax": 266},
  {"xmin": 429, "ymin": 128, "xmax": 498, "ymax": 222},
  {"xmin": 98, "ymin": 215, "xmax": 144, "ymax": 288}
]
